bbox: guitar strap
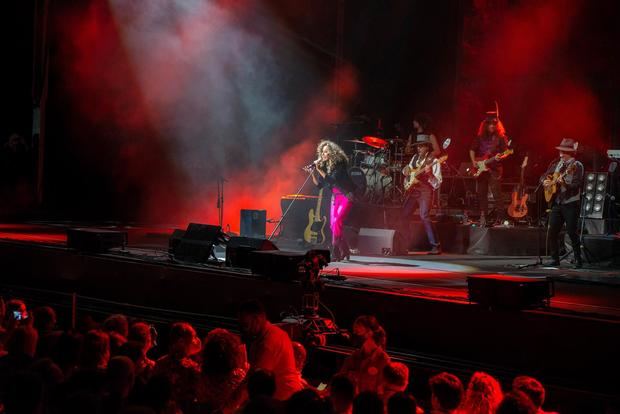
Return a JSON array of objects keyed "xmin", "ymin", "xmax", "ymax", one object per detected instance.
[{"xmin": 555, "ymin": 158, "xmax": 574, "ymax": 174}]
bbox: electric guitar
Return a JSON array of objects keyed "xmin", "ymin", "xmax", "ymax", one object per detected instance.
[
  {"xmin": 403, "ymin": 155, "xmax": 448, "ymax": 191},
  {"xmin": 303, "ymin": 189, "xmax": 327, "ymax": 245},
  {"xmin": 543, "ymin": 162, "xmax": 577, "ymax": 203},
  {"xmin": 507, "ymin": 156, "xmax": 529, "ymax": 219},
  {"xmin": 470, "ymin": 148, "xmax": 514, "ymax": 177}
]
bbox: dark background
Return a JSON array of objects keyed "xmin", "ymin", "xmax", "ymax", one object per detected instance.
[{"xmin": 1, "ymin": 0, "xmax": 619, "ymax": 224}]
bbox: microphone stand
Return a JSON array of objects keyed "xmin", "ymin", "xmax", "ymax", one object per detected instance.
[
  {"xmin": 268, "ymin": 168, "xmax": 315, "ymax": 241},
  {"xmin": 217, "ymin": 177, "xmax": 226, "ymax": 230},
  {"xmin": 517, "ymin": 180, "xmax": 546, "ymax": 269}
]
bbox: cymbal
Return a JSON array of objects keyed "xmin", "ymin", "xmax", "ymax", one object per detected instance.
[
  {"xmin": 344, "ymin": 139, "xmax": 367, "ymax": 145},
  {"xmin": 362, "ymin": 135, "xmax": 388, "ymax": 148}
]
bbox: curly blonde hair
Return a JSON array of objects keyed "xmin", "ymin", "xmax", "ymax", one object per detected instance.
[
  {"xmin": 460, "ymin": 372, "xmax": 503, "ymax": 414},
  {"xmin": 316, "ymin": 140, "xmax": 348, "ymax": 173}
]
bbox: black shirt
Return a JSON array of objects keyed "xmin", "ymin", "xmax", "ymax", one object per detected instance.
[
  {"xmin": 470, "ymin": 134, "xmax": 509, "ymax": 157},
  {"xmin": 317, "ymin": 160, "xmax": 356, "ymax": 196},
  {"xmin": 470, "ymin": 134, "xmax": 509, "ymax": 171}
]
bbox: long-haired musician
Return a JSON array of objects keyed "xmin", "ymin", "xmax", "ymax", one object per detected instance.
[
  {"xmin": 541, "ymin": 138, "xmax": 584, "ymax": 268},
  {"xmin": 401, "ymin": 137, "xmax": 442, "ymax": 254},
  {"xmin": 469, "ymin": 115, "xmax": 510, "ymax": 226},
  {"xmin": 310, "ymin": 140, "xmax": 356, "ymax": 261},
  {"xmin": 406, "ymin": 113, "xmax": 441, "ymax": 157}
]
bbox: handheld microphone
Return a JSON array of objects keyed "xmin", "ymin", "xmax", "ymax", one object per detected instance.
[{"xmin": 303, "ymin": 160, "xmax": 320, "ymax": 171}]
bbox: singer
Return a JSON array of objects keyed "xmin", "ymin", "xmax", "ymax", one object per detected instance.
[{"xmin": 310, "ymin": 140, "xmax": 355, "ymax": 261}]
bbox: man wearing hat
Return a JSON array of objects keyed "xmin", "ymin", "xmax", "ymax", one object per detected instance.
[
  {"xmin": 401, "ymin": 135, "xmax": 442, "ymax": 254},
  {"xmin": 541, "ymin": 138, "xmax": 584, "ymax": 267}
]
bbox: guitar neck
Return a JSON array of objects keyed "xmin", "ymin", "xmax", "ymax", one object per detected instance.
[
  {"xmin": 412, "ymin": 159, "xmax": 438, "ymax": 178},
  {"xmin": 314, "ymin": 189, "xmax": 323, "ymax": 222}
]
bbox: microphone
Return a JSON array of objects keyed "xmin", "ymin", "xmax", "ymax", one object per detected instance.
[{"xmin": 302, "ymin": 160, "xmax": 320, "ymax": 172}]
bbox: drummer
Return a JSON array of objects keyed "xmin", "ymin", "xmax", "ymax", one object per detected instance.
[{"xmin": 406, "ymin": 113, "xmax": 441, "ymax": 157}]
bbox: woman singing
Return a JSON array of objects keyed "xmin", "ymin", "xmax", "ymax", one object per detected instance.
[{"xmin": 310, "ymin": 140, "xmax": 355, "ymax": 261}]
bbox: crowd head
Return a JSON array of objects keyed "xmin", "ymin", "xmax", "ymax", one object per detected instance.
[{"xmin": 0, "ymin": 297, "xmax": 564, "ymax": 414}]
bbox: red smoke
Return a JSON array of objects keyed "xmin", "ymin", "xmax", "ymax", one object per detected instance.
[
  {"xmin": 180, "ymin": 64, "xmax": 359, "ymax": 233},
  {"xmin": 54, "ymin": 0, "xmax": 187, "ymax": 219}
]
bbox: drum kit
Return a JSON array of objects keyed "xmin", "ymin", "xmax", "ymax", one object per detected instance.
[{"xmin": 345, "ymin": 135, "xmax": 415, "ymax": 204}]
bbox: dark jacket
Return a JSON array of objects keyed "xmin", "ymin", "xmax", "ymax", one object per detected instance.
[
  {"xmin": 541, "ymin": 158, "xmax": 584, "ymax": 205},
  {"xmin": 318, "ymin": 160, "xmax": 356, "ymax": 196}
]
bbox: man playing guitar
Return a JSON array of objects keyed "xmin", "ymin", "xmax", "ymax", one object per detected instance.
[
  {"xmin": 469, "ymin": 114, "xmax": 510, "ymax": 226},
  {"xmin": 541, "ymin": 138, "xmax": 584, "ymax": 268},
  {"xmin": 401, "ymin": 137, "xmax": 442, "ymax": 254}
]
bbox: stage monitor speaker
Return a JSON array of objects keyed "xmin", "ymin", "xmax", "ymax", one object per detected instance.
[
  {"xmin": 241, "ymin": 210, "xmax": 267, "ymax": 238},
  {"xmin": 67, "ymin": 228, "xmax": 127, "ymax": 253},
  {"xmin": 467, "ymin": 274, "xmax": 554, "ymax": 309},
  {"xmin": 226, "ymin": 236, "xmax": 278, "ymax": 268},
  {"xmin": 168, "ymin": 229, "xmax": 186, "ymax": 253},
  {"xmin": 249, "ymin": 250, "xmax": 307, "ymax": 281},
  {"xmin": 172, "ymin": 223, "xmax": 225, "ymax": 263},
  {"xmin": 248, "ymin": 249, "xmax": 330, "ymax": 281},
  {"xmin": 582, "ymin": 234, "xmax": 620, "ymax": 266},
  {"xmin": 357, "ymin": 228, "xmax": 405, "ymax": 256}
]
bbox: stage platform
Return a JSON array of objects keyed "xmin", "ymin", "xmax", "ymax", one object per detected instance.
[{"xmin": 0, "ymin": 221, "xmax": 618, "ymax": 399}]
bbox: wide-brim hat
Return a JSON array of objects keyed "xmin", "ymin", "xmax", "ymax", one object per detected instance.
[
  {"xmin": 555, "ymin": 138, "xmax": 579, "ymax": 152},
  {"xmin": 411, "ymin": 134, "xmax": 432, "ymax": 147}
]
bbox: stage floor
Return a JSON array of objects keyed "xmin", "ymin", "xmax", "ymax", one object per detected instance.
[{"xmin": 1, "ymin": 222, "xmax": 619, "ymax": 320}]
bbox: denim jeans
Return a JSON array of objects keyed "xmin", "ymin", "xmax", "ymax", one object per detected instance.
[{"xmin": 402, "ymin": 188, "xmax": 438, "ymax": 247}]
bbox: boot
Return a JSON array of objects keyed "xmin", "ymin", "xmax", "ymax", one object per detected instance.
[
  {"xmin": 331, "ymin": 243, "xmax": 342, "ymax": 262},
  {"xmin": 340, "ymin": 240, "xmax": 351, "ymax": 261},
  {"xmin": 574, "ymin": 244, "xmax": 583, "ymax": 269},
  {"xmin": 428, "ymin": 243, "xmax": 442, "ymax": 255},
  {"xmin": 545, "ymin": 255, "xmax": 560, "ymax": 267}
]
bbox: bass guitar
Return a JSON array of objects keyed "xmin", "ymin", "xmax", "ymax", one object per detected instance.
[
  {"xmin": 403, "ymin": 155, "xmax": 448, "ymax": 191},
  {"xmin": 303, "ymin": 189, "xmax": 327, "ymax": 245},
  {"xmin": 543, "ymin": 162, "xmax": 577, "ymax": 203},
  {"xmin": 470, "ymin": 148, "xmax": 514, "ymax": 177},
  {"xmin": 507, "ymin": 156, "xmax": 529, "ymax": 219}
]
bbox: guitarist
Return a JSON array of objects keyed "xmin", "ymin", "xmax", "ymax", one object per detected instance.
[
  {"xmin": 310, "ymin": 140, "xmax": 356, "ymax": 261},
  {"xmin": 401, "ymin": 137, "xmax": 442, "ymax": 254},
  {"xmin": 541, "ymin": 138, "xmax": 584, "ymax": 268},
  {"xmin": 469, "ymin": 115, "xmax": 510, "ymax": 226}
]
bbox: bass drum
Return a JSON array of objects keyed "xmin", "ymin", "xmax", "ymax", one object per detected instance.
[
  {"xmin": 349, "ymin": 167, "xmax": 367, "ymax": 199},
  {"xmin": 349, "ymin": 167, "xmax": 394, "ymax": 203}
]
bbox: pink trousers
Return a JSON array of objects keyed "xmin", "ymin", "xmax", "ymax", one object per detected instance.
[{"xmin": 330, "ymin": 189, "xmax": 352, "ymax": 245}]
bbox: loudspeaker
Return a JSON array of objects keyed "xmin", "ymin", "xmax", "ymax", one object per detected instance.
[
  {"xmin": 582, "ymin": 234, "xmax": 620, "ymax": 266},
  {"xmin": 248, "ymin": 250, "xmax": 307, "ymax": 281},
  {"xmin": 168, "ymin": 229, "xmax": 186, "ymax": 253},
  {"xmin": 226, "ymin": 237, "xmax": 278, "ymax": 268},
  {"xmin": 467, "ymin": 274, "xmax": 554, "ymax": 309},
  {"xmin": 241, "ymin": 210, "xmax": 267, "ymax": 238},
  {"xmin": 171, "ymin": 223, "xmax": 225, "ymax": 263},
  {"xmin": 67, "ymin": 228, "xmax": 127, "ymax": 253},
  {"xmin": 357, "ymin": 228, "xmax": 405, "ymax": 255}
]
